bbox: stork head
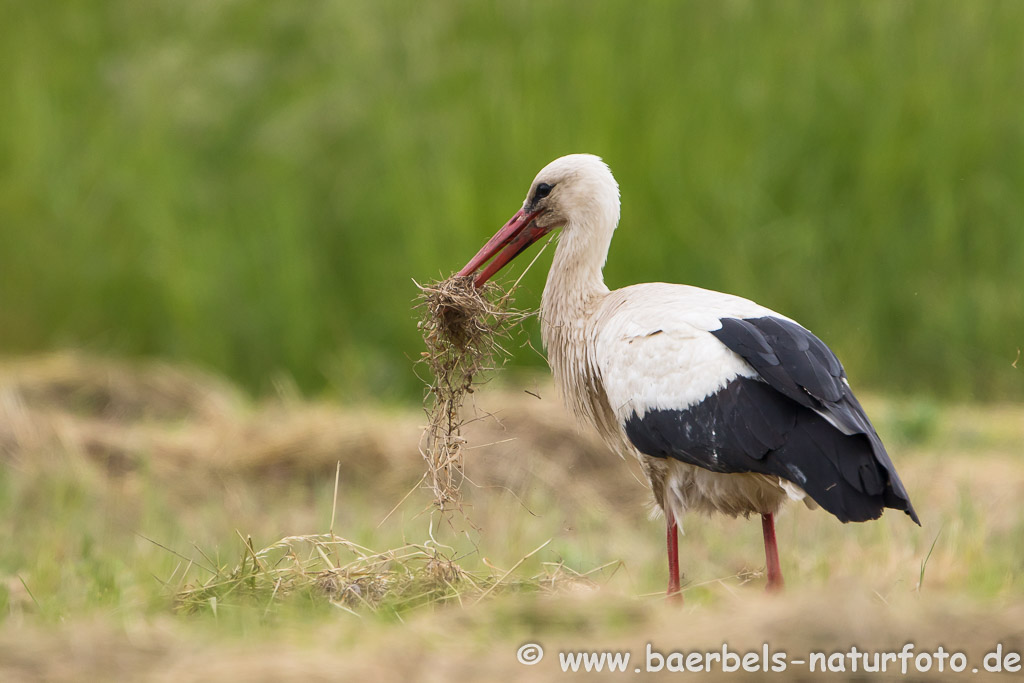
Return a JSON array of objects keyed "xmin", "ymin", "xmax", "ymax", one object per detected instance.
[{"xmin": 459, "ymin": 154, "xmax": 620, "ymax": 287}]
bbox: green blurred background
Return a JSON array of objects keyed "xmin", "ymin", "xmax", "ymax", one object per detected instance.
[{"xmin": 2, "ymin": 0, "xmax": 1021, "ymax": 403}]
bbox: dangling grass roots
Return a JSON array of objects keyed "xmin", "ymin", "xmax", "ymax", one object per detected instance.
[{"xmin": 415, "ymin": 275, "xmax": 526, "ymax": 513}]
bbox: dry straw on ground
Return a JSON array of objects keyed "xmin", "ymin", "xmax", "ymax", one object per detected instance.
[
  {"xmin": 0, "ymin": 351, "xmax": 627, "ymax": 503},
  {"xmin": 174, "ymin": 533, "xmax": 598, "ymax": 615},
  {"xmin": 414, "ymin": 275, "xmax": 527, "ymax": 514}
]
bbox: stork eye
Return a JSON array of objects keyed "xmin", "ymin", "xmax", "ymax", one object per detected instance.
[{"xmin": 533, "ymin": 183, "xmax": 553, "ymax": 201}]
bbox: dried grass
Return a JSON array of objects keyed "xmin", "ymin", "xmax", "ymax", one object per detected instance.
[
  {"xmin": 414, "ymin": 276, "xmax": 527, "ymax": 514},
  {"xmin": 0, "ymin": 352, "xmax": 633, "ymax": 505},
  {"xmin": 174, "ymin": 533, "xmax": 598, "ymax": 615},
  {"xmin": 0, "ymin": 352, "xmax": 239, "ymax": 422},
  {"xmin": 0, "ymin": 354, "xmax": 611, "ymax": 616}
]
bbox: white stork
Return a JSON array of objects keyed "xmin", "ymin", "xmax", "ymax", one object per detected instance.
[{"xmin": 458, "ymin": 154, "xmax": 919, "ymax": 600}]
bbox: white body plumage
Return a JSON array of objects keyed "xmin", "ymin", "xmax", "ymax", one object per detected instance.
[{"xmin": 543, "ymin": 280, "xmax": 812, "ymax": 524}]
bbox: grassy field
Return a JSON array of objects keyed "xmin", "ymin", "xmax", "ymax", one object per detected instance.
[
  {"xmin": 1, "ymin": 354, "xmax": 1023, "ymax": 680},
  {"xmin": 2, "ymin": 1, "xmax": 1023, "ymax": 679},
  {"xmin": 1, "ymin": 1, "xmax": 1022, "ymax": 401}
]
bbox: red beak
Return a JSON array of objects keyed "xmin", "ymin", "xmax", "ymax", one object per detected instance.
[{"xmin": 458, "ymin": 209, "xmax": 550, "ymax": 287}]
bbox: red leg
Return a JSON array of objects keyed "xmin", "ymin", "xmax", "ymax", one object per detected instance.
[
  {"xmin": 666, "ymin": 507, "xmax": 682, "ymax": 604},
  {"xmin": 761, "ymin": 513, "xmax": 785, "ymax": 592}
]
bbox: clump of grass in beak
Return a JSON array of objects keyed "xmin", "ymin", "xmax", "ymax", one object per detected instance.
[{"xmin": 414, "ymin": 275, "xmax": 526, "ymax": 514}]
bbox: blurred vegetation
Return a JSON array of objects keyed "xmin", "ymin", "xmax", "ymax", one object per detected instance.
[{"xmin": 1, "ymin": 0, "xmax": 1021, "ymax": 402}]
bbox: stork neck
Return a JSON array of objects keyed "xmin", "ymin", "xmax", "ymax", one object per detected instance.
[
  {"xmin": 541, "ymin": 219, "xmax": 614, "ymax": 327},
  {"xmin": 539, "ymin": 215, "xmax": 619, "ymax": 442}
]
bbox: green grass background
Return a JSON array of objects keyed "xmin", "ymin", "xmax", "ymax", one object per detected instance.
[{"xmin": 2, "ymin": 0, "xmax": 1022, "ymax": 402}]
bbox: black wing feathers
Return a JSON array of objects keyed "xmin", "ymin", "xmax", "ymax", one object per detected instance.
[
  {"xmin": 715, "ymin": 317, "xmax": 845, "ymax": 406},
  {"xmin": 713, "ymin": 317, "xmax": 917, "ymax": 522},
  {"xmin": 624, "ymin": 316, "xmax": 919, "ymax": 525}
]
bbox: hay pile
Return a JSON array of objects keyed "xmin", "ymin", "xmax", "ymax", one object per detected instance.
[
  {"xmin": 0, "ymin": 352, "xmax": 423, "ymax": 489},
  {"xmin": 175, "ymin": 533, "xmax": 597, "ymax": 615},
  {"xmin": 415, "ymin": 275, "xmax": 525, "ymax": 513},
  {"xmin": 0, "ymin": 352, "xmax": 633, "ymax": 504}
]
